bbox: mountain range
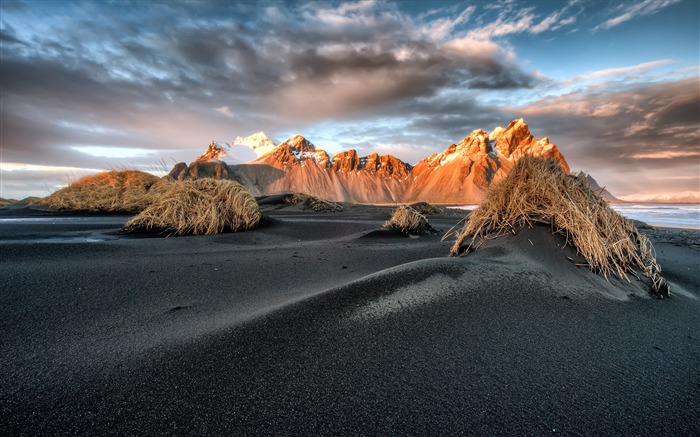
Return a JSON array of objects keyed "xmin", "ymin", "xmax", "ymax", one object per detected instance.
[{"xmin": 169, "ymin": 118, "xmax": 614, "ymax": 204}]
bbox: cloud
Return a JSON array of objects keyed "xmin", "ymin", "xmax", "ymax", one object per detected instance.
[
  {"xmin": 598, "ymin": 0, "xmax": 682, "ymax": 30},
  {"xmin": 248, "ymin": 2, "xmax": 540, "ymax": 119},
  {"xmin": 0, "ymin": 163, "xmax": 105, "ymax": 200},
  {"xmin": 564, "ymin": 59, "xmax": 674, "ymax": 84},
  {"xmin": 420, "ymin": 5, "xmax": 476, "ymax": 40},
  {"xmin": 466, "ymin": 1, "xmax": 577, "ymax": 39},
  {"xmin": 214, "ymin": 106, "xmax": 235, "ymax": 118},
  {"xmin": 264, "ymin": 39, "xmax": 537, "ymax": 120},
  {"xmin": 71, "ymin": 146, "xmax": 158, "ymax": 159},
  {"xmin": 506, "ymin": 77, "xmax": 700, "ymax": 194},
  {"xmin": 0, "ymin": 27, "xmax": 24, "ymax": 44},
  {"xmin": 468, "ymin": 10, "xmax": 536, "ymax": 39},
  {"xmin": 625, "ymin": 151, "xmax": 700, "ymax": 160},
  {"xmin": 0, "ymin": 0, "xmax": 696, "ymax": 199},
  {"xmin": 0, "ymin": 0, "xmax": 547, "ymax": 197}
]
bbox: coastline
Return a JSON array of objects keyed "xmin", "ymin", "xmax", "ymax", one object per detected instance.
[{"xmin": 610, "ymin": 203, "xmax": 700, "ymax": 230}]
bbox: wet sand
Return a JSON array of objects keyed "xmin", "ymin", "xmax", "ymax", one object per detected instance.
[{"xmin": 1, "ymin": 202, "xmax": 698, "ymax": 435}]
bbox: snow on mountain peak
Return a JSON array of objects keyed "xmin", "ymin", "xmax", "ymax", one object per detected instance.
[
  {"xmin": 469, "ymin": 128, "xmax": 489, "ymax": 138},
  {"xmin": 283, "ymin": 134, "xmax": 315, "ymax": 151},
  {"xmin": 488, "ymin": 126, "xmax": 505, "ymax": 141},
  {"xmin": 233, "ymin": 132, "xmax": 279, "ymax": 157},
  {"xmin": 250, "ymin": 133, "xmax": 324, "ymax": 166}
]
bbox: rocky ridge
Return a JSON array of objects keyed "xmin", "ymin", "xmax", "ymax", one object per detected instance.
[
  {"xmin": 169, "ymin": 119, "xmax": 573, "ymax": 204},
  {"xmin": 405, "ymin": 119, "xmax": 569, "ymax": 203}
]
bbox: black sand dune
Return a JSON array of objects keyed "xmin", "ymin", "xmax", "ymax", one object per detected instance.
[{"xmin": 1, "ymin": 203, "xmax": 698, "ymax": 435}]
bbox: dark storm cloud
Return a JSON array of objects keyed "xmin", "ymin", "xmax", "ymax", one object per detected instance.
[
  {"xmin": 0, "ymin": 28, "xmax": 24, "ymax": 44},
  {"xmin": 467, "ymin": 67, "xmax": 537, "ymax": 89},
  {"xmin": 392, "ymin": 96, "xmax": 506, "ymax": 144},
  {"xmin": 0, "ymin": 54, "xmax": 181, "ymax": 164},
  {"xmin": 4, "ymin": 0, "xmax": 539, "ymax": 117},
  {"xmin": 1, "ymin": 56, "xmax": 136, "ymax": 108}
]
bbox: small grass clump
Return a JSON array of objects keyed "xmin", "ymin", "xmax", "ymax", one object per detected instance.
[
  {"xmin": 384, "ymin": 205, "xmax": 435, "ymax": 235},
  {"xmin": 447, "ymin": 157, "xmax": 669, "ymax": 297},
  {"xmin": 283, "ymin": 193, "xmax": 343, "ymax": 212},
  {"xmin": 40, "ymin": 170, "xmax": 159, "ymax": 213},
  {"xmin": 122, "ymin": 179, "xmax": 262, "ymax": 236},
  {"xmin": 16, "ymin": 196, "xmax": 42, "ymax": 206},
  {"xmin": 409, "ymin": 202, "xmax": 443, "ymax": 215}
]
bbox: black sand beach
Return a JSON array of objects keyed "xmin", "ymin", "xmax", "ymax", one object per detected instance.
[{"xmin": 1, "ymin": 202, "xmax": 698, "ymax": 435}]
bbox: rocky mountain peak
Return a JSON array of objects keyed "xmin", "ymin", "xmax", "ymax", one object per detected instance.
[
  {"xmin": 404, "ymin": 118, "xmax": 571, "ymax": 203},
  {"xmin": 331, "ymin": 150, "xmax": 412, "ymax": 179},
  {"xmin": 494, "ymin": 118, "xmax": 534, "ymax": 158},
  {"xmin": 456, "ymin": 129, "xmax": 492, "ymax": 156},
  {"xmin": 332, "ymin": 150, "xmax": 361, "ymax": 172},
  {"xmin": 373, "ymin": 154, "xmax": 412, "ymax": 180},
  {"xmin": 194, "ymin": 140, "xmax": 229, "ymax": 162},
  {"xmin": 284, "ymin": 134, "xmax": 315, "ymax": 152},
  {"xmin": 260, "ymin": 134, "xmax": 322, "ymax": 166}
]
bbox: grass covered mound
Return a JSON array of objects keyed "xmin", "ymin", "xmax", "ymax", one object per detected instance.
[
  {"xmin": 40, "ymin": 170, "xmax": 159, "ymax": 213},
  {"xmin": 122, "ymin": 179, "xmax": 261, "ymax": 236},
  {"xmin": 384, "ymin": 205, "xmax": 435, "ymax": 235},
  {"xmin": 409, "ymin": 202, "xmax": 443, "ymax": 215},
  {"xmin": 283, "ymin": 193, "xmax": 343, "ymax": 212},
  {"xmin": 448, "ymin": 157, "xmax": 669, "ymax": 297}
]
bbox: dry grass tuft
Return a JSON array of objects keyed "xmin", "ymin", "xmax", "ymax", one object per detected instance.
[
  {"xmin": 122, "ymin": 179, "xmax": 261, "ymax": 236},
  {"xmin": 447, "ymin": 157, "xmax": 669, "ymax": 297},
  {"xmin": 409, "ymin": 202, "xmax": 443, "ymax": 215},
  {"xmin": 283, "ymin": 193, "xmax": 343, "ymax": 212},
  {"xmin": 16, "ymin": 196, "xmax": 43, "ymax": 206},
  {"xmin": 384, "ymin": 205, "xmax": 435, "ymax": 235},
  {"xmin": 40, "ymin": 170, "xmax": 159, "ymax": 212}
]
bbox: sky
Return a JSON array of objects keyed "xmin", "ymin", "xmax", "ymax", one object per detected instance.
[{"xmin": 1, "ymin": 0, "xmax": 698, "ymax": 200}]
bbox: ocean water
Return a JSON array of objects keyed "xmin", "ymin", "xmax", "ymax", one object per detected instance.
[
  {"xmin": 610, "ymin": 203, "xmax": 700, "ymax": 230},
  {"xmin": 454, "ymin": 203, "xmax": 700, "ymax": 230}
]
